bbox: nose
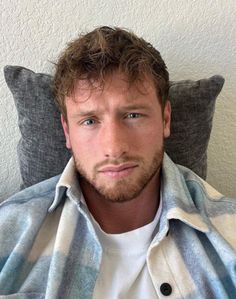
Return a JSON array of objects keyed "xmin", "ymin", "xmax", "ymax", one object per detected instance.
[{"xmin": 100, "ymin": 120, "xmax": 129, "ymax": 159}]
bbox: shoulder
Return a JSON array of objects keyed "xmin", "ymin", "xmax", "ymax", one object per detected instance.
[
  {"xmin": 177, "ymin": 163, "xmax": 235, "ymax": 204},
  {"xmin": 0, "ymin": 175, "xmax": 62, "ymax": 282},
  {"xmin": 0, "ymin": 175, "xmax": 61, "ymax": 225},
  {"xmin": 178, "ymin": 164, "xmax": 236, "ymax": 246}
]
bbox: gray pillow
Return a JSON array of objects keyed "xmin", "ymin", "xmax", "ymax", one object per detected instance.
[
  {"xmin": 165, "ymin": 76, "xmax": 224, "ymax": 179},
  {"xmin": 4, "ymin": 66, "xmax": 224, "ymax": 188},
  {"xmin": 4, "ymin": 66, "xmax": 71, "ymax": 188}
]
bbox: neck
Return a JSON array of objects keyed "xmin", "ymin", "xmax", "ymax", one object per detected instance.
[{"xmin": 80, "ymin": 173, "xmax": 161, "ymax": 234}]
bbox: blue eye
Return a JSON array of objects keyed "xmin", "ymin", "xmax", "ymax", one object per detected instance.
[
  {"xmin": 82, "ymin": 119, "xmax": 96, "ymax": 126},
  {"xmin": 127, "ymin": 113, "xmax": 142, "ymax": 119}
]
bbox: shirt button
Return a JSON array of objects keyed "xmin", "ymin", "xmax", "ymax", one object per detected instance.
[{"xmin": 160, "ymin": 283, "xmax": 172, "ymax": 296}]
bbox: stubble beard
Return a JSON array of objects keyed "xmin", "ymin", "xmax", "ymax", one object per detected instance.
[{"xmin": 73, "ymin": 147, "xmax": 164, "ymax": 203}]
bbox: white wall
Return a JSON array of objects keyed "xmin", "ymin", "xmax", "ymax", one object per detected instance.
[{"xmin": 0, "ymin": 0, "xmax": 235, "ymax": 200}]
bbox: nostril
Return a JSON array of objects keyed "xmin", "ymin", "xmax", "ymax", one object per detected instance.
[{"xmin": 104, "ymin": 149, "xmax": 128, "ymax": 159}]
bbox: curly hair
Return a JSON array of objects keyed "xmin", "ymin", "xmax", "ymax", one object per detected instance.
[{"xmin": 53, "ymin": 26, "xmax": 169, "ymax": 118}]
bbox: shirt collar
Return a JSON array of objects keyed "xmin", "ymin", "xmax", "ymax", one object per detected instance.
[
  {"xmin": 48, "ymin": 157, "xmax": 82, "ymax": 212},
  {"xmin": 49, "ymin": 153, "xmax": 209, "ymax": 233}
]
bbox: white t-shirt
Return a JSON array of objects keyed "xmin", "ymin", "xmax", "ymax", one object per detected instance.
[{"xmin": 91, "ymin": 200, "xmax": 162, "ymax": 299}]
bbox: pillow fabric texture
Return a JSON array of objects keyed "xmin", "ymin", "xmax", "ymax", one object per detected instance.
[
  {"xmin": 4, "ymin": 66, "xmax": 224, "ymax": 189},
  {"xmin": 165, "ymin": 76, "xmax": 224, "ymax": 179}
]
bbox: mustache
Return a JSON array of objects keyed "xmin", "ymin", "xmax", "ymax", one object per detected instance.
[{"xmin": 94, "ymin": 156, "xmax": 142, "ymax": 171}]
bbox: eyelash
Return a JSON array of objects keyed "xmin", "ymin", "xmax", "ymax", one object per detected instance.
[
  {"xmin": 80, "ymin": 113, "xmax": 143, "ymax": 126},
  {"xmin": 126, "ymin": 113, "xmax": 142, "ymax": 119},
  {"xmin": 81, "ymin": 118, "xmax": 97, "ymax": 126}
]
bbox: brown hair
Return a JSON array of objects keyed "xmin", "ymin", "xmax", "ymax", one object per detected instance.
[{"xmin": 53, "ymin": 26, "xmax": 169, "ymax": 118}]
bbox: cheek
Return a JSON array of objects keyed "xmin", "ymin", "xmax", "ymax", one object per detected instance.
[
  {"xmin": 141, "ymin": 124, "xmax": 164, "ymax": 144},
  {"xmin": 69, "ymin": 127, "xmax": 93, "ymax": 149},
  {"xmin": 70, "ymin": 132, "xmax": 101, "ymax": 165}
]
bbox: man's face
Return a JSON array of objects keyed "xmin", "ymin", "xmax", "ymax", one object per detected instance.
[{"xmin": 62, "ymin": 72, "xmax": 171, "ymax": 202}]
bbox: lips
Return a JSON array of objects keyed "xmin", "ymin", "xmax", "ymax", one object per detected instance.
[
  {"xmin": 99, "ymin": 163, "xmax": 137, "ymax": 172},
  {"xmin": 98, "ymin": 163, "xmax": 138, "ymax": 178}
]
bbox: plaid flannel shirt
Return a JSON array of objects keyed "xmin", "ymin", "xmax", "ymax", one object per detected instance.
[{"xmin": 0, "ymin": 154, "xmax": 235, "ymax": 299}]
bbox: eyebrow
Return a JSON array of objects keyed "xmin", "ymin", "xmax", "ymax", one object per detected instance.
[
  {"xmin": 119, "ymin": 104, "xmax": 151, "ymax": 111},
  {"xmin": 72, "ymin": 104, "xmax": 150, "ymax": 118},
  {"xmin": 70, "ymin": 110, "xmax": 99, "ymax": 118},
  {"xmin": 70, "ymin": 104, "xmax": 151, "ymax": 118}
]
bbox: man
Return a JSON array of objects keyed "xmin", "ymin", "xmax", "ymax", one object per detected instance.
[{"xmin": 0, "ymin": 26, "xmax": 235, "ymax": 299}]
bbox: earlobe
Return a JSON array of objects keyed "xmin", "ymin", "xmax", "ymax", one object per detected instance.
[
  {"xmin": 163, "ymin": 101, "xmax": 171, "ymax": 138},
  {"xmin": 61, "ymin": 114, "xmax": 72, "ymax": 149}
]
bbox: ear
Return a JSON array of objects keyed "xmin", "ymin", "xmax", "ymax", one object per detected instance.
[
  {"xmin": 163, "ymin": 100, "xmax": 171, "ymax": 138},
  {"xmin": 61, "ymin": 114, "xmax": 72, "ymax": 149}
]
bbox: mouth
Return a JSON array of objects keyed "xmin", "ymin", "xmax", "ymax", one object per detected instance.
[{"xmin": 98, "ymin": 163, "xmax": 138, "ymax": 179}]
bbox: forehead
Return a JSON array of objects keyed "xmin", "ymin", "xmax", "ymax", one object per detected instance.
[
  {"xmin": 70, "ymin": 72, "xmax": 156, "ymax": 98},
  {"xmin": 64, "ymin": 72, "xmax": 160, "ymax": 116}
]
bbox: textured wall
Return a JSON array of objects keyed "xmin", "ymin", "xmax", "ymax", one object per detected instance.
[{"xmin": 0, "ymin": 0, "xmax": 235, "ymax": 200}]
